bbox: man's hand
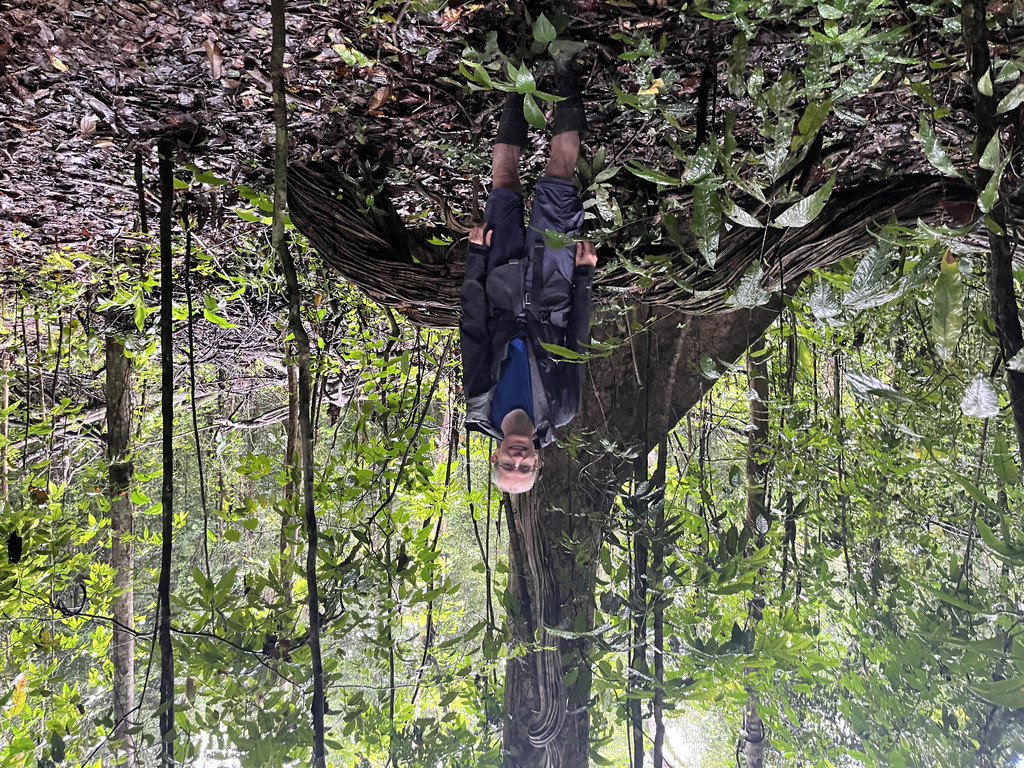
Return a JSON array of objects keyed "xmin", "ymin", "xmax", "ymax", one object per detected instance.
[
  {"xmin": 470, "ymin": 224, "xmax": 492, "ymax": 246},
  {"xmin": 575, "ymin": 240, "xmax": 597, "ymax": 267}
]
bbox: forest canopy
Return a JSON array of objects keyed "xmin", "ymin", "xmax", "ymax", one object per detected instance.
[{"xmin": 1, "ymin": 0, "xmax": 1024, "ymax": 766}]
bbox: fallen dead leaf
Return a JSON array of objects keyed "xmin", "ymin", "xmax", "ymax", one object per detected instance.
[
  {"xmin": 80, "ymin": 114, "xmax": 98, "ymax": 136},
  {"xmin": 638, "ymin": 77, "xmax": 665, "ymax": 96},
  {"xmin": 204, "ymin": 39, "xmax": 223, "ymax": 79},
  {"xmin": 6, "ymin": 75, "xmax": 33, "ymax": 101},
  {"xmin": 50, "ymin": 55, "xmax": 68, "ymax": 72},
  {"xmin": 440, "ymin": 7, "xmax": 464, "ymax": 30},
  {"xmin": 367, "ymin": 85, "xmax": 391, "ymax": 114}
]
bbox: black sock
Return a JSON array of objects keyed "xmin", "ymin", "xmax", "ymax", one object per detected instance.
[
  {"xmin": 495, "ymin": 92, "xmax": 529, "ymax": 149},
  {"xmin": 553, "ymin": 57, "xmax": 588, "ymax": 138}
]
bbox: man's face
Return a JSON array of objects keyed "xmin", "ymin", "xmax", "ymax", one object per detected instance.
[{"xmin": 491, "ymin": 435, "xmax": 540, "ymax": 492}]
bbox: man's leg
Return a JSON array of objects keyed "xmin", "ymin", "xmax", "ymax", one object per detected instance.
[
  {"xmin": 493, "ymin": 92, "xmax": 528, "ymax": 193},
  {"xmin": 546, "ymin": 55, "xmax": 587, "ymax": 180},
  {"xmin": 545, "ymin": 131, "xmax": 579, "ymax": 181}
]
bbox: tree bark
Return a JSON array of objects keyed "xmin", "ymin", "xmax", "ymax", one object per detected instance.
[
  {"xmin": 106, "ymin": 336, "xmax": 136, "ymax": 766},
  {"xmin": 630, "ymin": 455, "xmax": 650, "ymax": 768},
  {"xmin": 962, "ymin": 0, "xmax": 1024, "ymax": 456},
  {"xmin": 271, "ymin": 0, "xmax": 327, "ymax": 764},
  {"xmin": 157, "ymin": 137, "xmax": 176, "ymax": 768},
  {"xmin": 502, "ymin": 453, "xmax": 613, "ymax": 768},
  {"xmin": 743, "ymin": 336, "xmax": 770, "ymax": 768},
  {"xmin": 651, "ymin": 439, "xmax": 667, "ymax": 768}
]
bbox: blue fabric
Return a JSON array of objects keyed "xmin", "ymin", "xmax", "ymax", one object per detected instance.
[{"xmin": 490, "ymin": 335, "xmax": 534, "ymax": 430}]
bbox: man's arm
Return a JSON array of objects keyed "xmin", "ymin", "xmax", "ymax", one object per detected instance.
[
  {"xmin": 565, "ymin": 241, "xmax": 596, "ymax": 355},
  {"xmin": 460, "ymin": 225, "xmax": 494, "ymax": 397}
]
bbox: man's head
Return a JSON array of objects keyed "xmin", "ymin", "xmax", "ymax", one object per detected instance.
[{"xmin": 492, "ymin": 408, "xmax": 541, "ymax": 494}]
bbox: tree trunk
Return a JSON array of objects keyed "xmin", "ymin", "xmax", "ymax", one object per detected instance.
[
  {"xmin": 157, "ymin": 136, "xmax": 176, "ymax": 768},
  {"xmin": 502, "ymin": 451, "xmax": 612, "ymax": 768},
  {"xmin": 271, "ymin": 0, "xmax": 327, "ymax": 764},
  {"xmin": 962, "ymin": 0, "xmax": 1024, "ymax": 455},
  {"xmin": 106, "ymin": 337, "xmax": 136, "ymax": 765},
  {"xmin": 743, "ymin": 336, "xmax": 770, "ymax": 768},
  {"xmin": 630, "ymin": 455, "xmax": 650, "ymax": 768},
  {"xmin": 281, "ymin": 346, "xmax": 299, "ymax": 602},
  {"xmin": 2, "ymin": 347, "xmax": 9, "ymax": 499}
]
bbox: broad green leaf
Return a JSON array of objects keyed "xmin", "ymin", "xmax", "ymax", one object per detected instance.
[
  {"xmin": 523, "ymin": 92, "xmax": 545, "ymax": 129},
  {"xmin": 538, "ymin": 342, "xmax": 586, "ymax": 361},
  {"xmin": 511, "ymin": 62, "xmax": 537, "ymax": 94},
  {"xmin": 624, "ymin": 160, "xmax": 680, "ymax": 186},
  {"xmin": 692, "ymin": 182, "xmax": 721, "ymax": 267},
  {"xmin": 772, "ymin": 173, "xmax": 835, "ymax": 228},
  {"xmin": 797, "ymin": 100, "xmax": 831, "ymax": 144},
  {"xmin": 533, "ymin": 13, "xmax": 557, "ymax": 43},
  {"xmin": 203, "ymin": 307, "xmax": 238, "ymax": 329},
  {"xmin": 845, "ymin": 370, "xmax": 912, "ymax": 403},
  {"xmin": 917, "ymin": 116, "xmax": 960, "ymax": 177},
  {"xmin": 949, "ymin": 471, "xmax": 998, "ymax": 510},
  {"xmin": 961, "ymin": 375, "xmax": 999, "ymax": 418},
  {"xmin": 991, "ymin": 431, "xmax": 1018, "ymax": 485},
  {"xmin": 727, "ymin": 33, "xmax": 749, "ymax": 97},
  {"xmin": 844, "ymin": 246, "xmax": 902, "ymax": 310},
  {"xmin": 699, "ymin": 353, "xmax": 720, "ymax": 379},
  {"xmin": 808, "ymin": 278, "xmax": 841, "ymax": 320},
  {"xmin": 727, "ymin": 264, "xmax": 771, "ymax": 308},
  {"xmin": 686, "ymin": 139, "xmax": 718, "ymax": 183},
  {"xmin": 931, "ymin": 250, "xmax": 962, "ymax": 362},
  {"xmin": 722, "ymin": 197, "xmax": 763, "ymax": 228},
  {"xmin": 978, "ymin": 68, "xmax": 994, "ymax": 97},
  {"xmin": 997, "ymin": 81, "xmax": 1024, "ymax": 114},
  {"xmin": 921, "ymin": 582, "xmax": 984, "ymax": 613},
  {"xmin": 967, "ymin": 675, "xmax": 1024, "ymax": 709},
  {"xmin": 975, "ymin": 518, "xmax": 1024, "ymax": 564},
  {"xmin": 979, "ymin": 133, "xmax": 1001, "ymax": 172}
]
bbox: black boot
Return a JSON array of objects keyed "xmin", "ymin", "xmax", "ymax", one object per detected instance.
[
  {"xmin": 553, "ymin": 56, "xmax": 588, "ymax": 139},
  {"xmin": 495, "ymin": 92, "xmax": 529, "ymax": 149}
]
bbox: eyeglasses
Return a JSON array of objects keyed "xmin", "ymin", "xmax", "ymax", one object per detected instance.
[{"xmin": 497, "ymin": 461, "xmax": 540, "ymax": 475}]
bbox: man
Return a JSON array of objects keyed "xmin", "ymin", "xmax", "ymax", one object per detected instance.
[{"xmin": 460, "ymin": 56, "xmax": 597, "ymax": 494}]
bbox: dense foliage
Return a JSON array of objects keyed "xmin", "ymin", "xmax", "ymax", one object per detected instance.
[{"xmin": 2, "ymin": 0, "xmax": 1023, "ymax": 764}]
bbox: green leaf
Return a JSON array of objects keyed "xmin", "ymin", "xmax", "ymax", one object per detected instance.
[
  {"xmin": 203, "ymin": 307, "xmax": 239, "ymax": 329},
  {"xmin": 931, "ymin": 250, "xmax": 962, "ymax": 362},
  {"xmin": 726, "ymin": 264, "xmax": 771, "ymax": 308},
  {"xmin": 967, "ymin": 675, "xmax": 1024, "ymax": 709},
  {"xmin": 991, "ymin": 431, "xmax": 1019, "ymax": 486},
  {"xmin": 134, "ymin": 299, "xmax": 147, "ymax": 332},
  {"xmin": 807, "ymin": 278, "xmax": 841, "ymax": 320},
  {"xmin": 996, "ymin": 81, "xmax": 1024, "ymax": 114},
  {"xmin": 538, "ymin": 342, "xmax": 586, "ymax": 361},
  {"xmin": 224, "ymin": 528, "xmax": 241, "ymax": 543},
  {"xmin": 917, "ymin": 116, "xmax": 960, "ymax": 177},
  {"xmin": 692, "ymin": 182, "xmax": 721, "ymax": 267},
  {"xmin": 726, "ymin": 33, "xmax": 748, "ymax": 97},
  {"xmin": 961, "ymin": 375, "xmax": 999, "ymax": 418},
  {"xmin": 797, "ymin": 100, "xmax": 831, "ymax": 144},
  {"xmin": 921, "ymin": 582, "xmax": 984, "ymax": 613},
  {"xmin": 624, "ymin": 160, "xmax": 680, "ymax": 186},
  {"xmin": 977, "ymin": 68, "xmax": 994, "ymax": 97},
  {"xmin": 974, "ymin": 518, "xmax": 1024, "ymax": 564},
  {"xmin": 533, "ymin": 13, "xmax": 558, "ymax": 43},
  {"xmin": 511, "ymin": 62, "xmax": 537, "ymax": 94},
  {"xmin": 845, "ymin": 370, "xmax": 912, "ymax": 403},
  {"xmin": 523, "ymin": 92, "xmax": 546, "ymax": 130},
  {"xmin": 772, "ymin": 173, "xmax": 835, "ymax": 228},
  {"xmin": 979, "ymin": 133, "xmax": 1001, "ymax": 172},
  {"xmin": 949, "ymin": 471, "xmax": 998, "ymax": 510},
  {"xmin": 844, "ymin": 246, "xmax": 902, "ymax": 310},
  {"xmin": 721, "ymin": 197, "xmax": 763, "ymax": 228}
]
